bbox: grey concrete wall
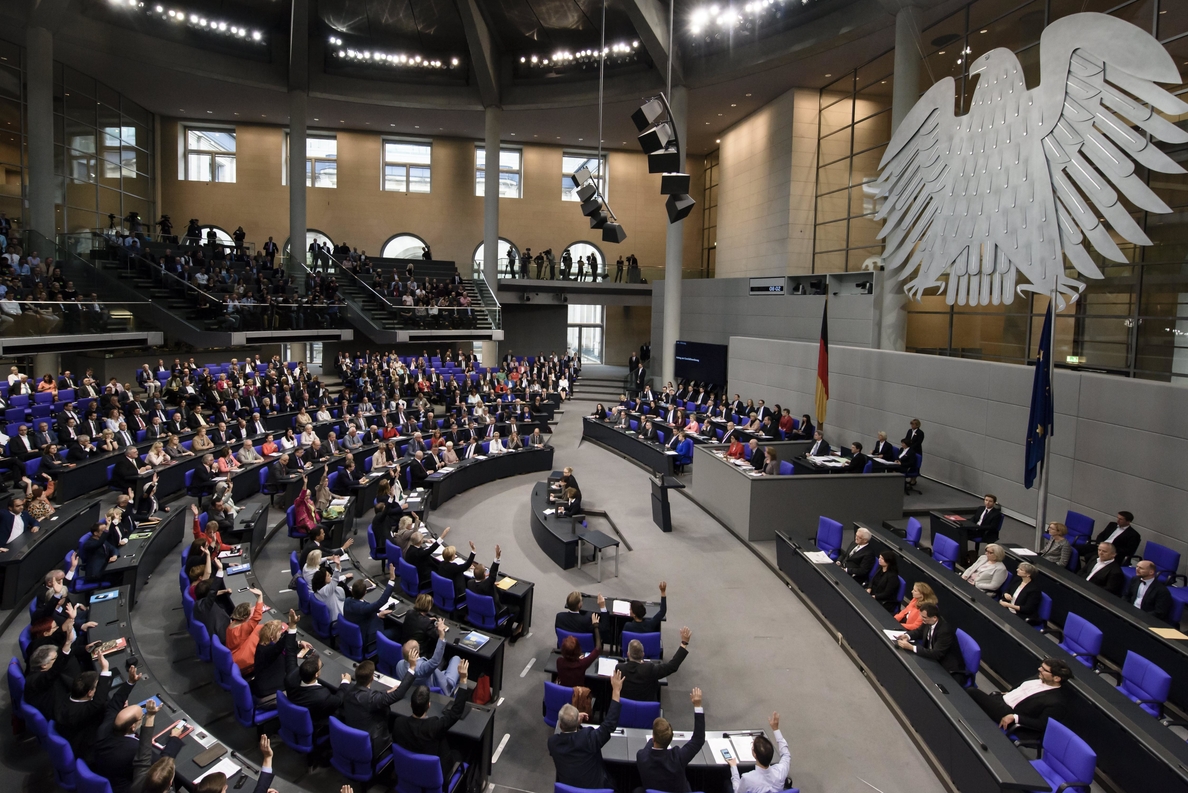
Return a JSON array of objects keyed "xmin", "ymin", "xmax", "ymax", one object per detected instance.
[
  {"xmin": 501, "ymin": 304, "xmax": 569, "ymax": 358},
  {"xmin": 727, "ymin": 335, "xmax": 1188, "ymax": 572},
  {"xmin": 650, "ymin": 276, "xmax": 876, "ymax": 380}
]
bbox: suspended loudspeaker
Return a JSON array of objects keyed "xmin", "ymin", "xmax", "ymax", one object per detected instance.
[
  {"xmin": 648, "ymin": 149, "xmax": 681, "ymax": 174},
  {"xmin": 666, "ymin": 193, "xmax": 696, "ymax": 224},
  {"xmin": 660, "ymin": 173, "xmax": 690, "ymax": 195},
  {"xmin": 631, "ymin": 98, "xmax": 665, "ymax": 132},
  {"xmin": 602, "ymin": 222, "xmax": 627, "ymax": 243},
  {"xmin": 576, "ymin": 182, "xmax": 599, "ymax": 202},
  {"xmin": 589, "ymin": 211, "xmax": 609, "ymax": 229}
]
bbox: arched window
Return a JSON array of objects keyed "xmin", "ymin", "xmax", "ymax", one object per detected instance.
[
  {"xmin": 473, "ymin": 238, "xmax": 519, "ymax": 280},
  {"xmin": 562, "ymin": 241, "xmax": 606, "ymax": 280},
  {"xmin": 381, "ymin": 233, "xmax": 428, "ymax": 260},
  {"xmin": 283, "ymin": 229, "xmax": 334, "ymax": 256}
]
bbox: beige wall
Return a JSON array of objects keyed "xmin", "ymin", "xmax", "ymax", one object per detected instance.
[
  {"xmin": 160, "ymin": 119, "xmax": 702, "ymax": 274},
  {"xmin": 603, "ymin": 304, "xmax": 652, "ymax": 368},
  {"xmin": 714, "ymin": 88, "xmax": 818, "ymax": 278}
]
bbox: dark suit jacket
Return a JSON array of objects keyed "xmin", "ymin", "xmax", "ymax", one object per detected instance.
[
  {"xmin": 337, "ymin": 670, "xmax": 415, "ymax": 757},
  {"xmin": 872, "ymin": 440, "xmax": 895, "ymax": 459},
  {"xmin": 1094, "ymin": 523, "xmax": 1141, "ymax": 562},
  {"xmin": 401, "ymin": 610, "xmax": 439, "ymax": 657},
  {"xmin": 903, "ymin": 427, "xmax": 924, "ymax": 452},
  {"xmin": 1123, "ymin": 576, "xmax": 1173, "ymax": 623},
  {"xmin": 806, "ymin": 439, "xmax": 831, "ymax": 457},
  {"xmin": 1007, "ymin": 685, "xmax": 1070, "ymax": 734},
  {"xmin": 111, "ymin": 455, "xmax": 143, "ymax": 493},
  {"xmin": 616, "ymin": 645, "xmax": 689, "ymax": 702},
  {"xmin": 870, "ymin": 569, "xmax": 900, "ymax": 611},
  {"xmin": 968, "ymin": 506, "xmax": 1004, "ymax": 542},
  {"xmin": 636, "ymin": 709, "xmax": 705, "ymax": 793},
  {"xmin": 55, "ymin": 674, "xmax": 131, "ymax": 760},
  {"xmin": 846, "ymin": 452, "xmax": 871, "ymax": 473},
  {"xmin": 342, "ymin": 581, "xmax": 396, "ymax": 648},
  {"xmin": 841, "ymin": 542, "xmax": 877, "ymax": 581},
  {"xmin": 433, "ymin": 553, "xmax": 475, "ymax": 598},
  {"xmin": 555, "ymin": 609, "xmax": 600, "ymax": 634},
  {"xmin": 285, "ymin": 678, "xmax": 347, "ymax": 731},
  {"xmin": 1084, "ymin": 560, "xmax": 1126, "ymax": 596},
  {"xmin": 1007, "ymin": 582, "xmax": 1045, "ymax": 625},
  {"xmin": 549, "ymin": 699, "xmax": 621, "ymax": 789},
  {"xmin": 0, "ymin": 508, "xmax": 39, "ymax": 547},
  {"xmin": 252, "ymin": 630, "xmax": 298, "ymax": 699},
  {"xmin": 623, "ymin": 597, "xmax": 666, "ymax": 634},
  {"xmin": 906, "ymin": 618, "xmax": 965, "ymax": 677},
  {"xmin": 390, "ymin": 684, "xmax": 472, "ymax": 775},
  {"xmin": 89, "ymin": 731, "xmax": 144, "ymax": 793}
]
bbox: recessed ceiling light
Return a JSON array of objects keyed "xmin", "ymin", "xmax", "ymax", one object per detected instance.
[
  {"xmin": 234, "ymin": 112, "xmax": 239, "ymax": 115},
  {"xmin": 824, "ymin": 73, "xmax": 832, "ymax": 77},
  {"xmin": 730, "ymin": 103, "xmax": 736, "ymax": 107},
  {"xmin": 534, "ymin": 134, "xmax": 539, "ymax": 138},
  {"xmin": 261, "ymin": 114, "xmax": 266, "ymax": 117},
  {"xmin": 391, "ymin": 123, "xmax": 396, "ymax": 126},
  {"xmin": 745, "ymin": 92, "xmax": 752, "ymax": 97},
  {"xmin": 717, "ymin": 113, "xmax": 723, "ymax": 116},
  {"xmin": 980, "ymin": 29, "xmax": 988, "ymax": 33},
  {"xmin": 578, "ymin": 137, "xmax": 583, "ymax": 141},
  {"xmin": 339, "ymin": 120, "xmax": 344, "ymax": 123},
  {"xmin": 938, "ymin": 51, "xmax": 945, "ymax": 55},
  {"xmin": 510, "ymin": 132, "xmax": 516, "ymax": 135},
  {"xmin": 206, "ymin": 110, "xmax": 213, "ymax": 114},
  {"xmin": 704, "ymin": 122, "xmax": 710, "ymax": 125},
  {"xmin": 716, "ymin": 139, "xmax": 721, "ymax": 143},
  {"xmin": 313, "ymin": 118, "xmax": 319, "ymax": 121},
  {"xmin": 414, "ymin": 125, "xmax": 420, "ymax": 128}
]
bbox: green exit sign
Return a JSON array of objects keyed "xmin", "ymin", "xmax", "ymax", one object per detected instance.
[{"xmin": 1066, "ymin": 356, "xmax": 1082, "ymax": 364}]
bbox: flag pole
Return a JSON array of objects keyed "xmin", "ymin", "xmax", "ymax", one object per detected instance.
[{"xmin": 1034, "ymin": 287, "xmax": 1057, "ymax": 550}]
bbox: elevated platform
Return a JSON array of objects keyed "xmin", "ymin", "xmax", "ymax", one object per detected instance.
[{"xmin": 497, "ymin": 277, "xmax": 652, "ymax": 305}]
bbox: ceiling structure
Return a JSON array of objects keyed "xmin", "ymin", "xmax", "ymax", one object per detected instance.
[{"xmin": 6, "ymin": 0, "xmax": 963, "ymax": 155}]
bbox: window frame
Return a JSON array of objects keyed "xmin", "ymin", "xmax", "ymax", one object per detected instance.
[
  {"xmin": 381, "ymin": 138, "xmax": 433, "ymax": 193},
  {"xmin": 181, "ymin": 124, "xmax": 237, "ymax": 183},
  {"xmin": 474, "ymin": 145, "xmax": 523, "ymax": 199}
]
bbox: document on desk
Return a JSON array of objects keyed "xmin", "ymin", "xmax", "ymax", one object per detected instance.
[
  {"xmin": 706, "ymin": 738, "xmax": 735, "ymax": 764},
  {"xmin": 372, "ymin": 670, "xmax": 400, "ymax": 688},
  {"xmin": 883, "ymin": 629, "xmax": 907, "ymax": 642},
  {"xmin": 330, "ymin": 498, "xmax": 349, "ymax": 507},
  {"xmin": 665, "ymin": 450, "xmax": 679, "ymax": 455},
  {"xmin": 804, "ymin": 551, "xmax": 834, "ymax": 565},
  {"xmin": 194, "ymin": 757, "xmax": 239, "ymax": 785},
  {"xmin": 729, "ymin": 735, "xmax": 756, "ymax": 763},
  {"xmin": 611, "ymin": 599, "xmax": 632, "ymax": 616},
  {"xmin": 596, "ymin": 657, "xmax": 619, "ymax": 677},
  {"xmin": 1011, "ymin": 547, "xmax": 1038, "ymax": 557},
  {"xmin": 543, "ymin": 508, "xmax": 556, "ymax": 515}
]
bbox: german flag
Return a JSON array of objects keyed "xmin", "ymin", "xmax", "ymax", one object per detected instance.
[{"xmin": 814, "ymin": 302, "xmax": 829, "ymax": 427}]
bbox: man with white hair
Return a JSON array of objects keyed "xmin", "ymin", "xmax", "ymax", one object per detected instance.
[
  {"xmin": 549, "ymin": 670, "xmax": 623, "ymax": 789},
  {"xmin": 617, "ymin": 626, "xmax": 692, "ymax": 702},
  {"xmin": 840, "ymin": 527, "xmax": 876, "ymax": 581}
]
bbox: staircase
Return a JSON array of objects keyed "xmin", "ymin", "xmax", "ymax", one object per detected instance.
[{"xmin": 572, "ymin": 369, "xmax": 629, "ymax": 402}]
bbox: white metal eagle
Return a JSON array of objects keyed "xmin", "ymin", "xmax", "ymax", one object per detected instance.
[{"xmin": 873, "ymin": 12, "xmax": 1188, "ymax": 308}]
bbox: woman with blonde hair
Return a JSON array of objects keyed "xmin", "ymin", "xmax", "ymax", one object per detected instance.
[
  {"xmin": 961, "ymin": 544, "xmax": 1009, "ymax": 593},
  {"xmin": 96, "ymin": 429, "xmax": 119, "ymax": 454},
  {"xmin": 145, "ymin": 440, "xmax": 169, "ymax": 467},
  {"xmin": 165, "ymin": 434, "xmax": 193, "ymax": 459},
  {"xmin": 894, "ymin": 582, "xmax": 937, "ymax": 631},
  {"xmin": 1039, "ymin": 522, "xmax": 1073, "ymax": 568},
  {"xmin": 191, "ymin": 427, "xmax": 214, "ymax": 452}
]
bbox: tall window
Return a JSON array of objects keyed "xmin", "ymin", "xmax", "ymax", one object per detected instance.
[
  {"xmin": 383, "ymin": 141, "xmax": 432, "ymax": 193},
  {"xmin": 305, "ymin": 136, "xmax": 338, "ymax": 188},
  {"xmin": 475, "ymin": 146, "xmax": 522, "ymax": 198},
  {"xmin": 102, "ymin": 126, "xmax": 136, "ymax": 178},
  {"xmin": 561, "ymin": 152, "xmax": 607, "ymax": 202},
  {"xmin": 701, "ymin": 150, "xmax": 719, "ymax": 278},
  {"xmin": 184, "ymin": 127, "xmax": 236, "ymax": 182},
  {"xmin": 567, "ymin": 304, "xmax": 604, "ymax": 364}
]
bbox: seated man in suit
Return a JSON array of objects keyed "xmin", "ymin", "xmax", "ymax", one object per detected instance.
[
  {"xmin": 1123, "ymin": 560, "xmax": 1173, "ymax": 623},
  {"xmin": 405, "ymin": 526, "xmax": 449, "ymax": 588},
  {"xmin": 390, "ymin": 662, "xmax": 473, "ymax": 778},
  {"xmin": 624, "ymin": 581, "xmax": 667, "ymax": 633},
  {"xmin": 337, "ymin": 660, "xmax": 415, "ymax": 759},
  {"xmin": 844, "ymin": 441, "xmax": 870, "ymax": 473},
  {"xmin": 895, "ymin": 603, "xmax": 965, "ymax": 681},
  {"xmin": 111, "ymin": 446, "xmax": 151, "ymax": 493},
  {"xmin": 54, "ymin": 651, "xmax": 137, "ymax": 761},
  {"xmin": 469, "ymin": 545, "xmax": 523, "ymax": 636},
  {"xmin": 640, "ymin": 420, "xmax": 659, "ymax": 442},
  {"xmin": 637, "ymin": 687, "xmax": 706, "ymax": 793},
  {"xmin": 550, "ymin": 670, "xmax": 623, "ymax": 790},
  {"xmin": 267, "ymin": 454, "xmax": 292, "ymax": 487},
  {"xmin": 617, "ymin": 626, "xmax": 692, "ymax": 702},
  {"xmin": 1083, "ymin": 541, "xmax": 1126, "ymax": 596},
  {"xmin": 80, "ymin": 522, "xmax": 119, "ymax": 581},
  {"xmin": 1085, "ymin": 511, "xmax": 1141, "ymax": 565},
  {"xmin": 342, "ymin": 563, "xmax": 398, "ymax": 652},
  {"xmin": 806, "ymin": 430, "xmax": 830, "ymax": 457},
  {"xmin": 556, "ymin": 590, "xmax": 606, "ymax": 633},
  {"xmin": 285, "ymin": 653, "xmax": 352, "ymax": 739},
  {"xmin": 727, "ymin": 711, "xmax": 790, "ymax": 793},
  {"xmin": 968, "ymin": 658, "xmax": 1072, "ymax": 741},
  {"xmin": 839, "ymin": 527, "xmax": 876, "ymax": 582},
  {"xmin": 90, "ymin": 695, "xmax": 179, "ymax": 793},
  {"xmin": 0, "ymin": 496, "xmax": 39, "ymax": 551}
]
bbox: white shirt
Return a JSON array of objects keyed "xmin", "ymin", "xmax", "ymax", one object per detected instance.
[
  {"xmin": 730, "ymin": 730, "xmax": 790, "ymax": 793},
  {"xmin": 1105, "ymin": 525, "xmax": 1128, "ymax": 543},
  {"xmin": 1088, "ymin": 558, "xmax": 1114, "ymax": 579},
  {"xmin": 1132, "ymin": 578, "xmax": 1152, "ymax": 608},
  {"xmin": 1003, "ymin": 678, "xmax": 1059, "ymax": 709},
  {"xmin": 7, "ymin": 511, "xmax": 25, "ymax": 542}
]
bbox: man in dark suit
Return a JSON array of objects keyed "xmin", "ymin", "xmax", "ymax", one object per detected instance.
[
  {"xmin": 968, "ymin": 658, "xmax": 1072, "ymax": 741},
  {"xmin": 54, "ymin": 652, "xmax": 136, "ymax": 761},
  {"xmin": 550, "ymin": 670, "xmax": 623, "ymax": 789},
  {"xmin": 342, "ymin": 564, "xmax": 397, "ymax": 652},
  {"xmin": 895, "ymin": 603, "xmax": 966, "ymax": 680},
  {"xmin": 840, "ymin": 527, "xmax": 877, "ymax": 581},
  {"xmin": 1123, "ymin": 560, "xmax": 1173, "ymax": 623},
  {"xmin": 391, "ymin": 663, "xmax": 473, "ymax": 777},
  {"xmin": 1086, "ymin": 511, "xmax": 1142, "ymax": 564},
  {"xmin": 636, "ymin": 687, "xmax": 706, "ymax": 793},
  {"xmin": 845, "ymin": 441, "xmax": 870, "ymax": 473},
  {"xmin": 626, "ymin": 581, "xmax": 667, "ymax": 633},
  {"xmin": 468, "ymin": 545, "xmax": 523, "ymax": 634},
  {"xmin": 90, "ymin": 695, "xmax": 177, "ymax": 793},
  {"xmin": 1083, "ymin": 542, "xmax": 1126, "ymax": 596},
  {"xmin": 111, "ymin": 446, "xmax": 149, "ymax": 493},
  {"xmin": 617, "ymin": 626, "xmax": 691, "ymax": 702},
  {"xmin": 286, "ymin": 654, "xmax": 352, "ymax": 735},
  {"xmin": 80, "ymin": 523, "xmax": 118, "ymax": 581},
  {"xmin": 969, "ymin": 494, "xmax": 1002, "ymax": 539},
  {"xmin": 556, "ymin": 590, "xmax": 606, "ymax": 633},
  {"xmin": 267, "ymin": 455, "xmax": 291, "ymax": 487},
  {"xmin": 806, "ymin": 431, "xmax": 831, "ymax": 457},
  {"xmin": 0, "ymin": 497, "xmax": 38, "ymax": 550},
  {"xmin": 337, "ymin": 661, "xmax": 414, "ymax": 758},
  {"xmin": 166, "ymin": 413, "xmax": 186, "ymax": 435}
]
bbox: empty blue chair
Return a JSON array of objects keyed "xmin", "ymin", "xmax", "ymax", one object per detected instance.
[
  {"xmin": 1035, "ymin": 593, "xmax": 1053, "ymax": 631},
  {"xmin": 329, "ymin": 716, "xmax": 392, "ymax": 783},
  {"xmin": 543, "ymin": 681, "xmax": 574, "ymax": 727},
  {"xmin": 955, "ymin": 629, "xmax": 980, "ymax": 688},
  {"xmin": 815, "ymin": 517, "xmax": 844, "ymax": 560},
  {"xmin": 932, "ymin": 534, "xmax": 960, "ymax": 570},
  {"xmin": 629, "ymin": 420, "xmax": 638, "ymax": 431},
  {"xmin": 619, "ymin": 697, "xmax": 662, "ymax": 729},
  {"xmin": 210, "ymin": 635, "xmax": 235, "ymax": 692},
  {"xmin": 621, "ymin": 630, "xmax": 662, "ymax": 660},
  {"xmin": 59, "ymin": 389, "xmax": 74, "ymax": 402},
  {"xmin": 896, "ymin": 576, "xmax": 906, "ymax": 604},
  {"xmin": 1066, "ymin": 546, "xmax": 1080, "ymax": 572},
  {"xmin": 289, "ymin": 551, "xmax": 300, "ymax": 579},
  {"xmin": 19, "ymin": 698, "xmax": 49, "ymax": 741},
  {"xmin": 8, "ymin": 657, "xmax": 26, "ymax": 705},
  {"xmin": 286, "ymin": 505, "xmax": 305, "ymax": 540},
  {"xmin": 392, "ymin": 740, "xmax": 467, "ymax": 793},
  {"xmin": 376, "ymin": 632, "xmax": 403, "ymax": 677},
  {"xmin": 385, "ymin": 539, "xmax": 403, "ymax": 570},
  {"xmin": 277, "ymin": 691, "xmax": 322, "ymax": 760},
  {"xmin": 230, "ymin": 664, "xmax": 278, "ymax": 728},
  {"xmin": 309, "ymin": 596, "xmax": 336, "ymax": 641},
  {"xmin": 366, "ymin": 524, "xmax": 385, "ymax": 562},
  {"xmin": 1058, "ymin": 613, "xmax": 1103, "ymax": 669},
  {"xmin": 295, "ymin": 575, "xmax": 312, "ymax": 614},
  {"xmin": 464, "ymin": 592, "xmax": 508, "ymax": 633},
  {"xmin": 45, "ymin": 722, "xmax": 79, "ymax": 789},
  {"xmin": 188, "ymin": 618, "xmax": 212, "ymax": 662},
  {"xmin": 778, "ymin": 460, "xmax": 794, "ymax": 475},
  {"xmin": 431, "ymin": 571, "xmax": 459, "ymax": 612},
  {"xmin": 1063, "ymin": 511, "xmax": 1094, "ymax": 548},
  {"xmin": 904, "ymin": 517, "xmax": 923, "ymax": 548},
  {"xmin": 1029, "ymin": 719, "xmax": 1095, "ymax": 793},
  {"xmin": 1169, "ymin": 587, "xmax": 1188, "ymax": 626},
  {"xmin": 75, "ymin": 759, "xmax": 113, "ymax": 793},
  {"xmin": 741, "ymin": 443, "xmax": 753, "ymax": 461},
  {"xmin": 399, "ymin": 558, "xmax": 430, "ymax": 597},
  {"xmin": 260, "ymin": 467, "xmax": 285, "ymax": 505},
  {"xmin": 336, "ymin": 617, "xmax": 367, "ymax": 662},
  {"xmin": 1123, "ymin": 541, "xmax": 1183, "ymax": 583},
  {"xmin": 24, "ymin": 458, "xmax": 40, "ymax": 478},
  {"xmin": 182, "ymin": 589, "xmax": 195, "ymax": 624},
  {"xmin": 556, "ymin": 628, "xmax": 595, "ymax": 654},
  {"xmin": 1116, "ymin": 651, "xmax": 1172, "ymax": 718},
  {"xmin": 18, "ymin": 624, "xmax": 32, "ymax": 660}
]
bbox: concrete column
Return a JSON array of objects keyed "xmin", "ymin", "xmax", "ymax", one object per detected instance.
[
  {"xmin": 288, "ymin": 89, "xmax": 307, "ymax": 269},
  {"xmin": 878, "ymin": 4, "xmax": 920, "ymax": 352},
  {"xmin": 34, "ymin": 353, "xmax": 60, "ymax": 377},
  {"xmin": 481, "ymin": 106, "xmax": 501, "ymax": 367},
  {"xmin": 26, "ymin": 26, "xmax": 56, "ymax": 240},
  {"xmin": 660, "ymin": 85, "xmax": 688, "ymax": 387}
]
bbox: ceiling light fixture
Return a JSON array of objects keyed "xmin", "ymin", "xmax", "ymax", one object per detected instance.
[
  {"xmin": 519, "ymin": 40, "xmax": 641, "ymax": 72},
  {"xmin": 128, "ymin": 4, "xmax": 267, "ymax": 44},
  {"xmin": 688, "ymin": 0, "xmax": 816, "ymax": 37}
]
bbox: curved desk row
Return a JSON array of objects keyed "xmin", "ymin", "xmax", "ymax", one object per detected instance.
[
  {"xmin": 0, "ymin": 499, "xmax": 101, "ymax": 609},
  {"xmin": 774, "ymin": 532, "xmax": 1046, "ymax": 793},
  {"xmin": 860, "ymin": 523, "xmax": 1188, "ymax": 793},
  {"xmin": 582, "ymin": 417, "xmax": 678, "ymax": 475},
  {"xmin": 423, "ymin": 446, "xmax": 556, "ymax": 509},
  {"xmin": 690, "ymin": 444, "xmax": 903, "ymax": 542},
  {"xmin": 530, "ymin": 479, "xmax": 588, "ymax": 570}
]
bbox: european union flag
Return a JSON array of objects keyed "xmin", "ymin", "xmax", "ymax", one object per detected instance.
[{"xmin": 1025, "ymin": 307, "xmax": 1054, "ymax": 489}]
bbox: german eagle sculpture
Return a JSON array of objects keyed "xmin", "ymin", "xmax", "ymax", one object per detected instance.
[{"xmin": 873, "ymin": 12, "xmax": 1188, "ymax": 308}]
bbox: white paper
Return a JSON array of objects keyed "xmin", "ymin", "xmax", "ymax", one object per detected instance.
[
  {"xmin": 706, "ymin": 738, "xmax": 734, "ymax": 765},
  {"xmin": 730, "ymin": 736, "xmax": 756, "ymax": 763},
  {"xmin": 665, "ymin": 450, "xmax": 679, "ymax": 455},
  {"xmin": 195, "ymin": 758, "xmax": 240, "ymax": 784},
  {"xmin": 1011, "ymin": 547, "xmax": 1038, "ymax": 557},
  {"xmin": 191, "ymin": 728, "xmax": 217, "ymax": 749},
  {"xmin": 611, "ymin": 599, "xmax": 631, "ymax": 616},
  {"xmin": 883, "ymin": 629, "xmax": 907, "ymax": 642},
  {"xmin": 372, "ymin": 671, "xmax": 399, "ymax": 688},
  {"xmin": 543, "ymin": 508, "xmax": 556, "ymax": 515},
  {"xmin": 330, "ymin": 498, "xmax": 349, "ymax": 507},
  {"xmin": 596, "ymin": 657, "xmax": 619, "ymax": 677},
  {"xmin": 804, "ymin": 551, "xmax": 834, "ymax": 564}
]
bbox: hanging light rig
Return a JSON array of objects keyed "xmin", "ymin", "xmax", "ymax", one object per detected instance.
[{"xmin": 634, "ymin": 95, "xmax": 695, "ymax": 223}]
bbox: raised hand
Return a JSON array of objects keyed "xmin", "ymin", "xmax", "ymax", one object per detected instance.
[
  {"xmin": 596, "ymin": 593, "xmax": 606, "ymax": 610},
  {"xmin": 610, "ymin": 669, "xmax": 624, "ymax": 695},
  {"xmin": 680, "ymin": 626, "xmax": 692, "ymax": 644},
  {"xmin": 769, "ymin": 711, "xmax": 780, "ymax": 731},
  {"xmin": 190, "ymin": 503, "xmax": 199, "ymax": 516},
  {"xmin": 457, "ymin": 659, "xmax": 469, "ymax": 684},
  {"xmin": 591, "ymin": 613, "xmax": 600, "ymax": 626},
  {"xmin": 468, "ymin": 540, "xmax": 476, "ymax": 552},
  {"xmin": 494, "ymin": 544, "xmax": 501, "ymax": 561},
  {"xmin": 691, "ymin": 687, "xmax": 702, "ymax": 707},
  {"xmin": 659, "ymin": 581, "xmax": 667, "ymax": 595},
  {"xmin": 259, "ymin": 734, "xmax": 273, "ymax": 765}
]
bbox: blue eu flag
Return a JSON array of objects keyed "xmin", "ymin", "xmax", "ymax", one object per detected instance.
[{"xmin": 1025, "ymin": 307, "xmax": 1054, "ymax": 489}]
